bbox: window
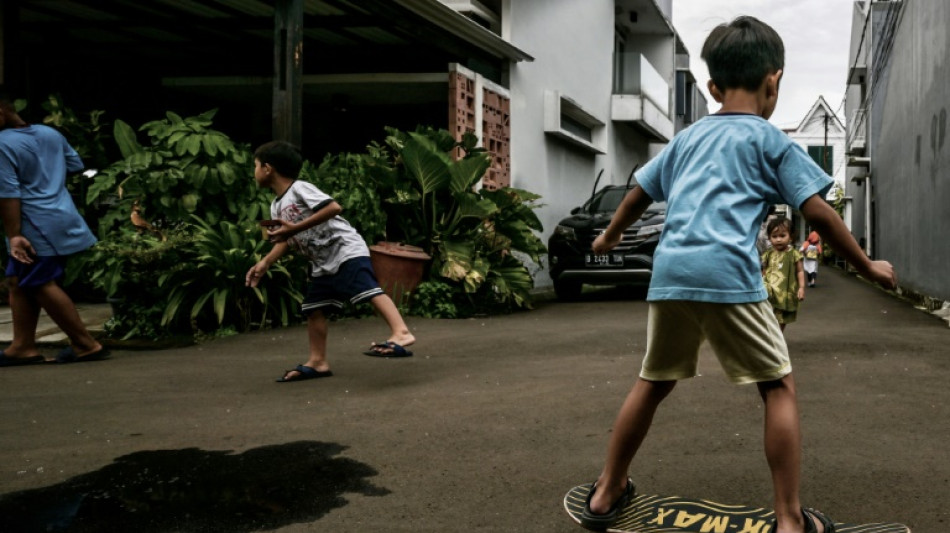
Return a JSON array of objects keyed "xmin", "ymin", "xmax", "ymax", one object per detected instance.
[
  {"xmin": 543, "ymin": 91, "xmax": 606, "ymax": 154},
  {"xmin": 807, "ymin": 146, "xmax": 833, "ymax": 175}
]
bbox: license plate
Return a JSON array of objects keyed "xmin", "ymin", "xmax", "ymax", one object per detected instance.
[{"xmin": 585, "ymin": 253, "xmax": 623, "ymax": 267}]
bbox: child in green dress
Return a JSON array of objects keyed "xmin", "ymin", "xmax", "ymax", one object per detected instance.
[{"xmin": 761, "ymin": 217, "xmax": 805, "ymax": 331}]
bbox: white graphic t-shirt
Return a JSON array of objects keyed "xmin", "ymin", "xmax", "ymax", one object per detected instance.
[{"xmin": 271, "ymin": 181, "xmax": 369, "ymax": 277}]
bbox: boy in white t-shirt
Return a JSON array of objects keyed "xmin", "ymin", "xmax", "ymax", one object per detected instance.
[{"xmin": 246, "ymin": 141, "xmax": 415, "ymax": 383}]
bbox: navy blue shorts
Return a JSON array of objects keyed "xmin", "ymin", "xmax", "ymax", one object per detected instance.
[
  {"xmin": 301, "ymin": 256, "xmax": 384, "ymax": 315},
  {"xmin": 5, "ymin": 256, "xmax": 66, "ymax": 288}
]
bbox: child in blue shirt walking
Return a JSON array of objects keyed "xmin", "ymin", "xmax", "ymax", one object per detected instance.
[{"xmin": 579, "ymin": 17, "xmax": 896, "ymax": 533}]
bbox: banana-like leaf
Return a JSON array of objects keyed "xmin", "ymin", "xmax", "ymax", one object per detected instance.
[
  {"xmin": 402, "ymin": 133, "xmax": 451, "ymax": 195},
  {"xmin": 438, "ymin": 239, "xmax": 474, "ymax": 281},
  {"xmin": 213, "ymin": 288, "xmax": 228, "ymax": 325},
  {"xmin": 160, "ymin": 289, "xmax": 188, "ymax": 326},
  {"xmin": 448, "ymin": 152, "xmax": 491, "ymax": 195},
  {"xmin": 463, "ymin": 256, "xmax": 489, "ymax": 293},
  {"xmin": 454, "ymin": 193, "xmax": 498, "ymax": 221},
  {"xmin": 114, "ymin": 120, "xmax": 143, "ymax": 159}
]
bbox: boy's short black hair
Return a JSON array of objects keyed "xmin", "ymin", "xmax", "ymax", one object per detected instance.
[
  {"xmin": 701, "ymin": 16, "xmax": 784, "ymax": 93},
  {"xmin": 254, "ymin": 140, "xmax": 303, "ymax": 179},
  {"xmin": 766, "ymin": 216, "xmax": 791, "ymax": 237}
]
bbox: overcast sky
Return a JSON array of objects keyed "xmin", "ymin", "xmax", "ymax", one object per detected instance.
[{"xmin": 672, "ymin": 0, "xmax": 855, "ymax": 129}]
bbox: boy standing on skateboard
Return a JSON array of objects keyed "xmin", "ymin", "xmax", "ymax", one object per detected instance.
[
  {"xmin": 579, "ymin": 16, "xmax": 896, "ymax": 533},
  {"xmin": 246, "ymin": 141, "xmax": 415, "ymax": 383}
]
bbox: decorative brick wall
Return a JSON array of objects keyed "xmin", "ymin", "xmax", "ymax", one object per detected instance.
[
  {"xmin": 449, "ymin": 72, "xmax": 477, "ymax": 159},
  {"xmin": 448, "ymin": 70, "xmax": 510, "ymax": 190},
  {"xmin": 481, "ymin": 87, "xmax": 510, "ymax": 190}
]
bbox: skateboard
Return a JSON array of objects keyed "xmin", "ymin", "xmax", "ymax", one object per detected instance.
[{"xmin": 564, "ymin": 483, "xmax": 910, "ymax": 533}]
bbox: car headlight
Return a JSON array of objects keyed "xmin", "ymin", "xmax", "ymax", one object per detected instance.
[
  {"xmin": 636, "ymin": 223, "xmax": 663, "ymax": 239},
  {"xmin": 554, "ymin": 225, "xmax": 576, "ymax": 241}
]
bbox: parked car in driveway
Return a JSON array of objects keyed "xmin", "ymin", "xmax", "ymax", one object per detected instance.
[{"xmin": 548, "ymin": 184, "xmax": 666, "ymax": 300}]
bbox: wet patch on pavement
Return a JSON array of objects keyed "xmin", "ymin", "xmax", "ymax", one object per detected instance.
[{"xmin": 0, "ymin": 441, "xmax": 388, "ymax": 532}]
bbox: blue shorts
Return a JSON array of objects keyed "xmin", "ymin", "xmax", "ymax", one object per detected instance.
[
  {"xmin": 5, "ymin": 256, "xmax": 67, "ymax": 288},
  {"xmin": 301, "ymin": 256, "xmax": 384, "ymax": 315}
]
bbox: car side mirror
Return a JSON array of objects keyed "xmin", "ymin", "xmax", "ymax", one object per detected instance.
[{"xmin": 570, "ymin": 207, "xmax": 581, "ymax": 215}]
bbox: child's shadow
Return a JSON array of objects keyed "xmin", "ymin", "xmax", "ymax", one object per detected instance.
[{"xmin": 0, "ymin": 441, "xmax": 388, "ymax": 533}]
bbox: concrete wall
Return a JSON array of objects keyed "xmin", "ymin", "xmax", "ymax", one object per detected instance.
[
  {"xmin": 844, "ymin": 0, "xmax": 866, "ymax": 240},
  {"xmin": 868, "ymin": 0, "xmax": 950, "ymax": 300}
]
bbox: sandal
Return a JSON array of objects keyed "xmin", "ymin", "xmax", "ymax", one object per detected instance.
[
  {"xmin": 579, "ymin": 478, "xmax": 635, "ymax": 531},
  {"xmin": 276, "ymin": 365, "xmax": 333, "ymax": 383},
  {"xmin": 802, "ymin": 507, "xmax": 835, "ymax": 533},
  {"xmin": 773, "ymin": 507, "xmax": 835, "ymax": 533}
]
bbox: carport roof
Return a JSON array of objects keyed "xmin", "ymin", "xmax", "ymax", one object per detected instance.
[{"xmin": 12, "ymin": 0, "xmax": 532, "ymax": 64}]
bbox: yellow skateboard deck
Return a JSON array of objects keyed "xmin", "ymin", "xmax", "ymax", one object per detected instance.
[{"xmin": 564, "ymin": 483, "xmax": 910, "ymax": 533}]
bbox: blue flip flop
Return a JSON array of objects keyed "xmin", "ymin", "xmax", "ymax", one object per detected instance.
[
  {"xmin": 363, "ymin": 341, "xmax": 413, "ymax": 358},
  {"xmin": 0, "ymin": 351, "xmax": 46, "ymax": 367},
  {"xmin": 276, "ymin": 365, "xmax": 333, "ymax": 383}
]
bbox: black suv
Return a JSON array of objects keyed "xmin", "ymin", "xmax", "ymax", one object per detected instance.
[{"xmin": 548, "ymin": 185, "xmax": 666, "ymax": 300}]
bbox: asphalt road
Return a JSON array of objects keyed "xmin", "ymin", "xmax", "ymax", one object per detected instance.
[{"xmin": 0, "ymin": 267, "xmax": 947, "ymax": 532}]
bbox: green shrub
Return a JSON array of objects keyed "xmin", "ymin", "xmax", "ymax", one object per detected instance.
[
  {"xmin": 159, "ymin": 217, "xmax": 303, "ymax": 334},
  {"xmin": 364, "ymin": 126, "xmax": 546, "ymax": 315},
  {"xmin": 86, "ymin": 109, "xmax": 270, "ymax": 236},
  {"xmin": 65, "ymin": 230, "xmax": 196, "ymax": 340},
  {"xmin": 409, "ymin": 281, "xmax": 458, "ymax": 318}
]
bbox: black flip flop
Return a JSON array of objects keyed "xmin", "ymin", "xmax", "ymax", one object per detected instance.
[
  {"xmin": 772, "ymin": 507, "xmax": 836, "ymax": 533},
  {"xmin": 363, "ymin": 341, "xmax": 413, "ymax": 358},
  {"xmin": 54, "ymin": 347, "xmax": 111, "ymax": 364},
  {"xmin": 276, "ymin": 364, "xmax": 333, "ymax": 382},
  {"xmin": 802, "ymin": 507, "xmax": 836, "ymax": 533},
  {"xmin": 579, "ymin": 478, "xmax": 635, "ymax": 531}
]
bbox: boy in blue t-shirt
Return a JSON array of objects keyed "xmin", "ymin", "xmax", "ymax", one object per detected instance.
[
  {"xmin": 0, "ymin": 90, "xmax": 106, "ymax": 366},
  {"xmin": 578, "ymin": 17, "xmax": 896, "ymax": 533}
]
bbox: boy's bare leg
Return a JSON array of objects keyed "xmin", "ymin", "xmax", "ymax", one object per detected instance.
[
  {"xmin": 282, "ymin": 310, "xmax": 331, "ymax": 380},
  {"xmin": 3, "ymin": 279, "xmax": 43, "ymax": 359},
  {"xmin": 759, "ymin": 375, "xmax": 825, "ymax": 533},
  {"xmin": 589, "ymin": 378, "xmax": 676, "ymax": 514},
  {"xmin": 369, "ymin": 294, "xmax": 415, "ymax": 347},
  {"xmin": 33, "ymin": 281, "xmax": 101, "ymax": 356}
]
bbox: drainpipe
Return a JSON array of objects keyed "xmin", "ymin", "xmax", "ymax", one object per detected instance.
[{"xmin": 864, "ymin": 174, "xmax": 872, "ymax": 258}]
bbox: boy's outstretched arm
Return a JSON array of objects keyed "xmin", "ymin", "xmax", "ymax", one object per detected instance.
[
  {"xmin": 246, "ymin": 241, "xmax": 289, "ymax": 288},
  {"xmin": 592, "ymin": 186, "xmax": 654, "ymax": 253},
  {"xmin": 799, "ymin": 195, "xmax": 897, "ymax": 289}
]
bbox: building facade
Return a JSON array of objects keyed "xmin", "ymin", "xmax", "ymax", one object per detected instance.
[
  {"xmin": 844, "ymin": 0, "xmax": 950, "ymax": 302},
  {"xmin": 500, "ymin": 0, "xmax": 707, "ymax": 285},
  {"xmin": 0, "ymin": 0, "xmax": 707, "ymax": 289}
]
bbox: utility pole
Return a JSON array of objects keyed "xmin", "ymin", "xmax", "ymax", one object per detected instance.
[{"xmin": 823, "ymin": 112, "xmax": 830, "ymax": 174}]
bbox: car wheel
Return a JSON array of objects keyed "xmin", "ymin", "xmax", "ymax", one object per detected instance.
[{"xmin": 554, "ymin": 279, "xmax": 582, "ymax": 301}]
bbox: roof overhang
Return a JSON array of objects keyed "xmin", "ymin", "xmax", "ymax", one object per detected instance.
[{"xmin": 395, "ymin": 0, "xmax": 534, "ymax": 62}]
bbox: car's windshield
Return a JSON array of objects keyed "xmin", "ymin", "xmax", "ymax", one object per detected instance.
[
  {"xmin": 589, "ymin": 188, "xmax": 629, "ymax": 213},
  {"xmin": 587, "ymin": 188, "xmax": 666, "ymax": 215}
]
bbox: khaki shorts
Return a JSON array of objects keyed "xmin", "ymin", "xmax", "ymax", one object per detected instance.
[{"xmin": 641, "ymin": 300, "xmax": 791, "ymax": 384}]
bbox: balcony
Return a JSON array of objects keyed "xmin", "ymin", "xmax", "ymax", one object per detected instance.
[
  {"xmin": 847, "ymin": 108, "xmax": 867, "ymax": 155},
  {"xmin": 611, "ymin": 53, "xmax": 673, "ymax": 141}
]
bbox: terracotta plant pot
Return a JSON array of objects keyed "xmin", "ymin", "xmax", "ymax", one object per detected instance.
[{"xmin": 369, "ymin": 242, "xmax": 431, "ymax": 306}]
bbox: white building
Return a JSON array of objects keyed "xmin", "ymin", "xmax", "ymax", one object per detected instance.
[
  {"xmin": 783, "ymin": 96, "xmax": 848, "ymax": 240},
  {"xmin": 445, "ymin": 0, "xmax": 708, "ymax": 286}
]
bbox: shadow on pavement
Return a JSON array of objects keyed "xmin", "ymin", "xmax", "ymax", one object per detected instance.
[{"xmin": 0, "ymin": 441, "xmax": 388, "ymax": 533}]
